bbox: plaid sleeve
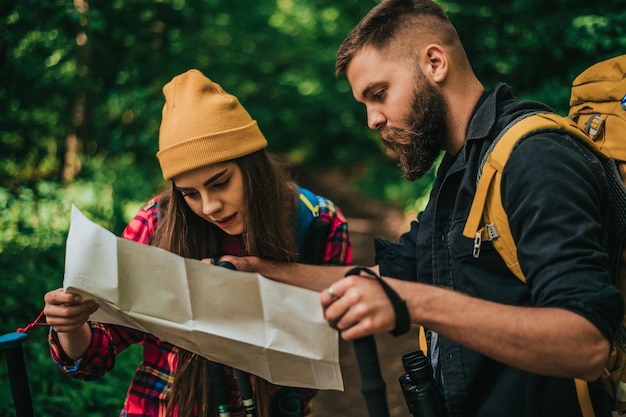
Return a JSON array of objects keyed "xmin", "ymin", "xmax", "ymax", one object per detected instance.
[
  {"xmin": 121, "ymin": 196, "xmax": 160, "ymax": 244},
  {"xmin": 49, "ymin": 322, "xmax": 145, "ymax": 379},
  {"xmin": 317, "ymin": 196, "xmax": 352, "ymax": 266}
]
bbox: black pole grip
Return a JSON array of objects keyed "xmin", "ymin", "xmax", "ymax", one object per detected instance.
[
  {"xmin": 234, "ymin": 368, "xmax": 257, "ymax": 417},
  {"xmin": 0, "ymin": 332, "xmax": 34, "ymax": 417},
  {"xmin": 353, "ymin": 336, "xmax": 390, "ymax": 417},
  {"xmin": 208, "ymin": 361, "xmax": 231, "ymax": 417}
]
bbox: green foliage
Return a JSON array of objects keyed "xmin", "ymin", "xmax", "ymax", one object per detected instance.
[
  {"xmin": 443, "ymin": 0, "xmax": 626, "ymax": 113},
  {"xmin": 0, "ymin": 174, "xmax": 145, "ymax": 417},
  {"xmin": 1, "ymin": 0, "xmax": 625, "ymax": 415}
]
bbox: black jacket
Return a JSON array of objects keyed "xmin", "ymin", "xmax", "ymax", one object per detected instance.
[{"xmin": 376, "ymin": 83, "xmax": 623, "ymax": 417}]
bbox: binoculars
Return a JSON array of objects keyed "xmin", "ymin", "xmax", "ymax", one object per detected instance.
[{"xmin": 398, "ymin": 350, "xmax": 445, "ymax": 417}]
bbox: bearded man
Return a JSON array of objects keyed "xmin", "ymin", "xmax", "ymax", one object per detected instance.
[{"xmin": 223, "ymin": 1, "xmax": 623, "ymax": 416}]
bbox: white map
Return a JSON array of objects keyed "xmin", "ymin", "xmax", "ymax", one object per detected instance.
[{"xmin": 63, "ymin": 205, "xmax": 343, "ymax": 390}]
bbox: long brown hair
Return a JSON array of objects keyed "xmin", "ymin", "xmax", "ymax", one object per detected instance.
[{"xmin": 154, "ymin": 150, "xmax": 300, "ymax": 417}]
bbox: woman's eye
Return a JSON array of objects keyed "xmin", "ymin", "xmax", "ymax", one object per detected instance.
[
  {"xmin": 181, "ymin": 190, "xmax": 199, "ymax": 198},
  {"xmin": 213, "ymin": 178, "xmax": 230, "ymax": 189}
]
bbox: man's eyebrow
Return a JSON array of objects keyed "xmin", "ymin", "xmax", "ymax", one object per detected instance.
[
  {"xmin": 359, "ymin": 82, "xmax": 383, "ymax": 101},
  {"xmin": 174, "ymin": 169, "xmax": 228, "ymax": 191}
]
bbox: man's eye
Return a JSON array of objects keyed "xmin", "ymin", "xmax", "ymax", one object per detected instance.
[{"xmin": 373, "ymin": 89, "xmax": 385, "ymax": 101}]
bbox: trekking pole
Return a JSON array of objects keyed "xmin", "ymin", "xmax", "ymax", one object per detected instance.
[
  {"xmin": 342, "ymin": 266, "xmax": 391, "ymax": 417},
  {"xmin": 353, "ymin": 336, "xmax": 390, "ymax": 417},
  {"xmin": 214, "ymin": 260, "xmax": 257, "ymax": 417},
  {"xmin": 234, "ymin": 368, "xmax": 257, "ymax": 417},
  {"xmin": 208, "ymin": 361, "xmax": 231, "ymax": 417},
  {"xmin": 0, "ymin": 332, "xmax": 35, "ymax": 417}
]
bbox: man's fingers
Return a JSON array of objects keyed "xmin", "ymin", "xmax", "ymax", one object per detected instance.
[
  {"xmin": 338, "ymin": 323, "xmax": 368, "ymax": 341},
  {"xmin": 321, "ymin": 280, "xmax": 345, "ymax": 307},
  {"xmin": 323, "ymin": 286, "xmax": 366, "ymax": 332},
  {"xmin": 321, "ymin": 276, "xmax": 397, "ymax": 340}
]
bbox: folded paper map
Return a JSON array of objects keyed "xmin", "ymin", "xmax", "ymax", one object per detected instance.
[{"xmin": 63, "ymin": 205, "xmax": 343, "ymax": 390}]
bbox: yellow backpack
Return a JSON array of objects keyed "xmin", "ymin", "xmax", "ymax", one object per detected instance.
[{"xmin": 461, "ymin": 54, "xmax": 626, "ymax": 416}]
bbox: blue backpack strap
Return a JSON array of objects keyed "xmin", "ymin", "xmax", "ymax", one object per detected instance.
[
  {"xmin": 295, "ymin": 185, "xmax": 319, "ymax": 254},
  {"xmin": 295, "ymin": 185, "xmax": 330, "ymax": 264}
]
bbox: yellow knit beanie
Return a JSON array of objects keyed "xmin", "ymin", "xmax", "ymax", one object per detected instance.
[{"xmin": 156, "ymin": 69, "xmax": 268, "ymax": 180}]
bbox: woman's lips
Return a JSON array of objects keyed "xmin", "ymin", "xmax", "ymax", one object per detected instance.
[{"xmin": 215, "ymin": 213, "xmax": 236, "ymax": 228}]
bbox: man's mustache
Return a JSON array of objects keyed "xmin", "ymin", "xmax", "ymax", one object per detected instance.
[{"xmin": 379, "ymin": 126, "xmax": 416, "ymax": 147}]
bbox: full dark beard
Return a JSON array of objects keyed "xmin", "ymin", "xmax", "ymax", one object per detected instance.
[{"xmin": 379, "ymin": 82, "xmax": 448, "ymax": 181}]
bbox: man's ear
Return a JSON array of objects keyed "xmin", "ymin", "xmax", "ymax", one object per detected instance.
[{"xmin": 422, "ymin": 44, "xmax": 448, "ymax": 84}]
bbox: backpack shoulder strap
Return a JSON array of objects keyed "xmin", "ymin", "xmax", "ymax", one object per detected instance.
[
  {"xmin": 461, "ymin": 112, "xmax": 596, "ymax": 283},
  {"xmin": 295, "ymin": 185, "xmax": 331, "ymax": 265}
]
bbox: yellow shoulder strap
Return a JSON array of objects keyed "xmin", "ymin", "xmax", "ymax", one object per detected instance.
[
  {"xmin": 463, "ymin": 113, "xmax": 598, "ymax": 416},
  {"xmin": 462, "ymin": 112, "xmax": 596, "ymax": 283},
  {"xmin": 418, "ymin": 324, "xmax": 428, "ymax": 355},
  {"xmin": 575, "ymin": 378, "xmax": 596, "ymax": 417}
]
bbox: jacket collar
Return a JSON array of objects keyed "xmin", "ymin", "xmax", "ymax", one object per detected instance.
[{"xmin": 466, "ymin": 83, "xmax": 512, "ymax": 142}]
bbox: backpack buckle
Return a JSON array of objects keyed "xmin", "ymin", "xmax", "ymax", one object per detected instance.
[
  {"xmin": 472, "ymin": 224, "xmax": 499, "ymax": 258},
  {"xmin": 472, "ymin": 232, "xmax": 482, "ymax": 258},
  {"xmin": 486, "ymin": 223, "xmax": 499, "ymax": 240},
  {"xmin": 585, "ymin": 114, "xmax": 605, "ymax": 137}
]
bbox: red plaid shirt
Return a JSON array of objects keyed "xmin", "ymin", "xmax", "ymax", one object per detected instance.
[{"xmin": 50, "ymin": 190, "xmax": 352, "ymax": 417}]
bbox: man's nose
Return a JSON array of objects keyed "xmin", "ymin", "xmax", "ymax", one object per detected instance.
[{"xmin": 367, "ymin": 109, "xmax": 386, "ymax": 130}]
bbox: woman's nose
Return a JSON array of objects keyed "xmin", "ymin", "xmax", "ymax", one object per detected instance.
[{"xmin": 202, "ymin": 195, "xmax": 223, "ymax": 216}]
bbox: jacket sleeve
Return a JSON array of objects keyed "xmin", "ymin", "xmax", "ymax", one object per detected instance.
[
  {"xmin": 504, "ymin": 132, "xmax": 623, "ymax": 340},
  {"xmin": 375, "ymin": 217, "xmax": 419, "ymax": 282}
]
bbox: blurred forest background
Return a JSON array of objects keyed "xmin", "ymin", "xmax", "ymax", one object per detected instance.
[{"xmin": 1, "ymin": 0, "xmax": 625, "ymax": 415}]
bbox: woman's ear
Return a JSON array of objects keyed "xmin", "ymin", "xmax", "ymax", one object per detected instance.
[{"xmin": 422, "ymin": 44, "xmax": 448, "ymax": 84}]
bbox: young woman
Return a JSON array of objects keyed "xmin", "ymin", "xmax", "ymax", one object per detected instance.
[{"xmin": 43, "ymin": 69, "xmax": 352, "ymax": 417}]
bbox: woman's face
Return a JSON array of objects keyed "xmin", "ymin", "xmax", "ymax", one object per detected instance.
[{"xmin": 173, "ymin": 161, "xmax": 246, "ymax": 235}]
